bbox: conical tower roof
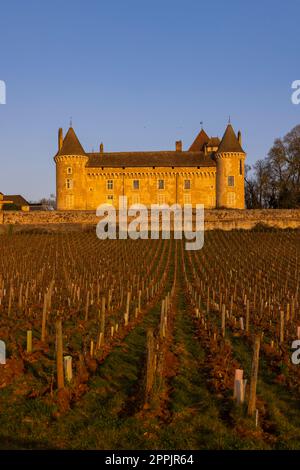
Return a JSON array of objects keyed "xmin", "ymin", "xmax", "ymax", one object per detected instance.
[
  {"xmin": 189, "ymin": 128, "xmax": 210, "ymax": 151},
  {"xmin": 218, "ymin": 124, "xmax": 244, "ymax": 153},
  {"xmin": 57, "ymin": 127, "xmax": 86, "ymax": 156}
]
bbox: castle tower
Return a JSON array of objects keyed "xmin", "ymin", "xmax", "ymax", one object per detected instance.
[
  {"xmin": 215, "ymin": 124, "xmax": 246, "ymax": 209},
  {"xmin": 54, "ymin": 127, "xmax": 88, "ymax": 210}
]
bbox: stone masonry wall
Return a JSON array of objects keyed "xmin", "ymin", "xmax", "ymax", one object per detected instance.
[{"xmin": 1, "ymin": 209, "xmax": 300, "ymax": 232}]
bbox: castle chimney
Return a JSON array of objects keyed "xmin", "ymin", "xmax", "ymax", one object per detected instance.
[
  {"xmin": 58, "ymin": 128, "xmax": 63, "ymax": 151},
  {"xmin": 237, "ymin": 131, "xmax": 242, "ymax": 146},
  {"xmin": 100, "ymin": 142, "xmax": 104, "ymax": 153},
  {"xmin": 175, "ymin": 140, "xmax": 182, "ymax": 152}
]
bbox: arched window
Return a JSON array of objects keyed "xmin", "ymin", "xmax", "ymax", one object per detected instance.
[{"xmin": 67, "ymin": 167, "xmax": 73, "ymax": 175}]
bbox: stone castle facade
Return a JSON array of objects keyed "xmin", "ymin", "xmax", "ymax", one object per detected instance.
[{"xmin": 54, "ymin": 124, "xmax": 246, "ymax": 210}]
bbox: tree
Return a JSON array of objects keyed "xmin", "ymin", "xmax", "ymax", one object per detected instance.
[{"xmin": 246, "ymin": 124, "xmax": 300, "ymax": 208}]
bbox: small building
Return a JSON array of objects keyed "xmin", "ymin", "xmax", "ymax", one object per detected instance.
[
  {"xmin": 0, "ymin": 192, "xmax": 12, "ymax": 210},
  {"xmin": 2, "ymin": 195, "xmax": 30, "ymax": 211}
]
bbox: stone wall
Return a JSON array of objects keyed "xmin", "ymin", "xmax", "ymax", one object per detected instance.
[{"xmin": 1, "ymin": 209, "xmax": 300, "ymax": 232}]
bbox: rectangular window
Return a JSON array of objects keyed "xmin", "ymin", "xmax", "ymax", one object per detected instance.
[
  {"xmin": 227, "ymin": 192, "xmax": 236, "ymax": 206},
  {"xmin": 158, "ymin": 194, "xmax": 165, "ymax": 205},
  {"xmin": 228, "ymin": 176, "xmax": 235, "ymax": 187},
  {"xmin": 184, "ymin": 193, "xmax": 191, "ymax": 204},
  {"xmin": 65, "ymin": 179, "xmax": 73, "ymax": 189},
  {"xmin": 239, "ymin": 160, "xmax": 243, "ymax": 175},
  {"xmin": 133, "ymin": 180, "xmax": 140, "ymax": 190},
  {"xmin": 65, "ymin": 194, "xmax": 74, "ymax": 209},
  {"xmin": 184, "ymin": 179, "xmax": 191, "ymax": 190},
  {"xmin": 107, "ymin": 180, "xmax": 113, "ymax": 190},
  {"xmin": 132, "ymin": 194, "xmax": 140, "ymax": 204},
  {"xmin": 158, "ymin": 179, "xmax": 165, "ymax": 190},
  {"xmin": 107, "ymin": 195, "xmax": 114, "ymax": 204}
]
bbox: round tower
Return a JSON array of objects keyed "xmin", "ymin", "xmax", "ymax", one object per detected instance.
[
  {"xmin": 54, "ymin": 127, "xmax": 88, "ymax": 210},
  {"xmin": 215, "ymin": 124, "xmax": 246, "ymax": 209}
]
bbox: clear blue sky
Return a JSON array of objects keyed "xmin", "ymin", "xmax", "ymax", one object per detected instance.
[{"xmin": 1, "ymin": 0, "xmax": 300, "ymax": 201}]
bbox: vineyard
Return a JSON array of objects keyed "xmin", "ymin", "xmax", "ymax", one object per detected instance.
[{"xmin": 0, "ymin": 229, "xmax": 300, "ymax": 449}]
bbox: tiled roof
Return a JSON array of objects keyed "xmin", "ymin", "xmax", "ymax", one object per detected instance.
[
  {"xmin": 207, "ymin": 137, "xmax": 220, "ymax": 147},
  {"xmin": 56, "ymin": 127, "xmax": 86, "ymax": 157},
  {"xmin": 189, "ymin": 129, "xmax": 210, "ymax": 151},
  {"xmin": 218, "ymin": 124, "xmax": 245, "ymax": 153},
  {"xmin": 3, "ymin": 195, "xmax": 29, "ymax": 206},
  {"xmin": 86, "ymin": 151, "xmax": 216, "ymax": 168}
]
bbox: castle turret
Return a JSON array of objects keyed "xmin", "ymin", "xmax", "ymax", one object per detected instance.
[
  {"xmin": 54, "ymin": 127, "xmax": 88, "ymax": 210},
  {"xmin": 215, "ymin": 124, "xmax": 246, "ymax": 209}
]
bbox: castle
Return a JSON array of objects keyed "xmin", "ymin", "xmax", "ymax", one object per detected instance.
[{"xmin": 54, "ymin": 123, "xmax": 246, "ymax": 210}]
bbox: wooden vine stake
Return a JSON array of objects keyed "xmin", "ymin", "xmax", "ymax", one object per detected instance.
[
  {"xmin": 280, "ymin": 310, "xmax": 284, "ymax": 344},
  {"xmin": 64, "ymin": 355, "xmax": 72, "ymax": 383},
  {"xmin": 97, "ymin": 297, "xmax": 105, "ymax": 348},
  {"xmin": 90, "ymin": 340, "xmax": 94, "ymax": 357},
  {"xmin": 145, "ymin": 329, "xmax": 156, "ymax": 401},
  {"xmin": 41, "ymin": 292, "xmax": 47, "ymax": 342},
  {"xmin": 221, "ymin": 304, "xmax": 226, "ymax": 338},
  {"xmin": 233, "ymin": 369, "xmax": 247, "ymax": 404},
  {"xmin": 246, "ymin": 299, "xmax": 250, "ymax": 333},
  {"xmin": 247, "ymin": 335, "xmax": 260, "ymax": 416},
  {"xmin": 56, "ymin": 319, "xmax": 64, "ymax": 390},
  {"xmin": 26, "ymin": 330, "xmax": 32, "ymax": 353}
]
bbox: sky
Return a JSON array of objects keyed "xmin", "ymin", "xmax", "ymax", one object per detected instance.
[{"xmin": 1, "ymin": 0, "xmax": 300, "ymax": 201}]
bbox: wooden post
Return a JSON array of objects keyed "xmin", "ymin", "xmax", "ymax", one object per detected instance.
[
  {"xmin": 85, "ymin": 291, "xmax": 90, "ymax": 321},
  {"xmin": 255, "ymin": 409, "xmax": 259, "ymax": 427},
  {"xmin": 221, "ymin": 304, "xmax": 226, "ymax": 337},
  {"xmin": 206, "ymin": 287, "xmax": 210, "ymax": 314},
  {"xmin": 286, "ymin": 303, "xmax": 290, "ymax": 322},
  {"xmin": 97, "ymin": 331, "xmax": 103, "ymax": 350},
  {"xmin": 247, "ymin": 335, "xmax": 260, "ymax": 416},
  {"xmin": 246, "ymin": 299, "xmax": 250, "ymax": 333},
  {"xmin": 100, "ymin": 297, "xmax": 105, "ymax": 343},
  {"xmin": 41, "ymin": 292, "xmax": 47, "ymax": 342},
  {"xmin": 64, "ymin": 355, "xmax": 72, "ymax": 383},
  {"xmin": 26, "ymin": 330, "xmax": 32, "ymax": 353},
  {"xmin": 280, "ymin": 310, "xmax": 284, "ymax": 344},
  {"xmin": 234, "ymin": 369, "xmax": 247, "ymax": 405},
  {"xmin": 145, "ymin": 329, "xmax": 156, "ymax": 399},
  {"xmin": 160, "ymin": 299, "xmax": 166, "ymax": 339},
  {"xmin": 90, "ymin": 340, "xmax": 94, "ymax": 357},
  {"xmin": 56, "ymin": 319, "xmax": 64, "ymax": 390}
]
